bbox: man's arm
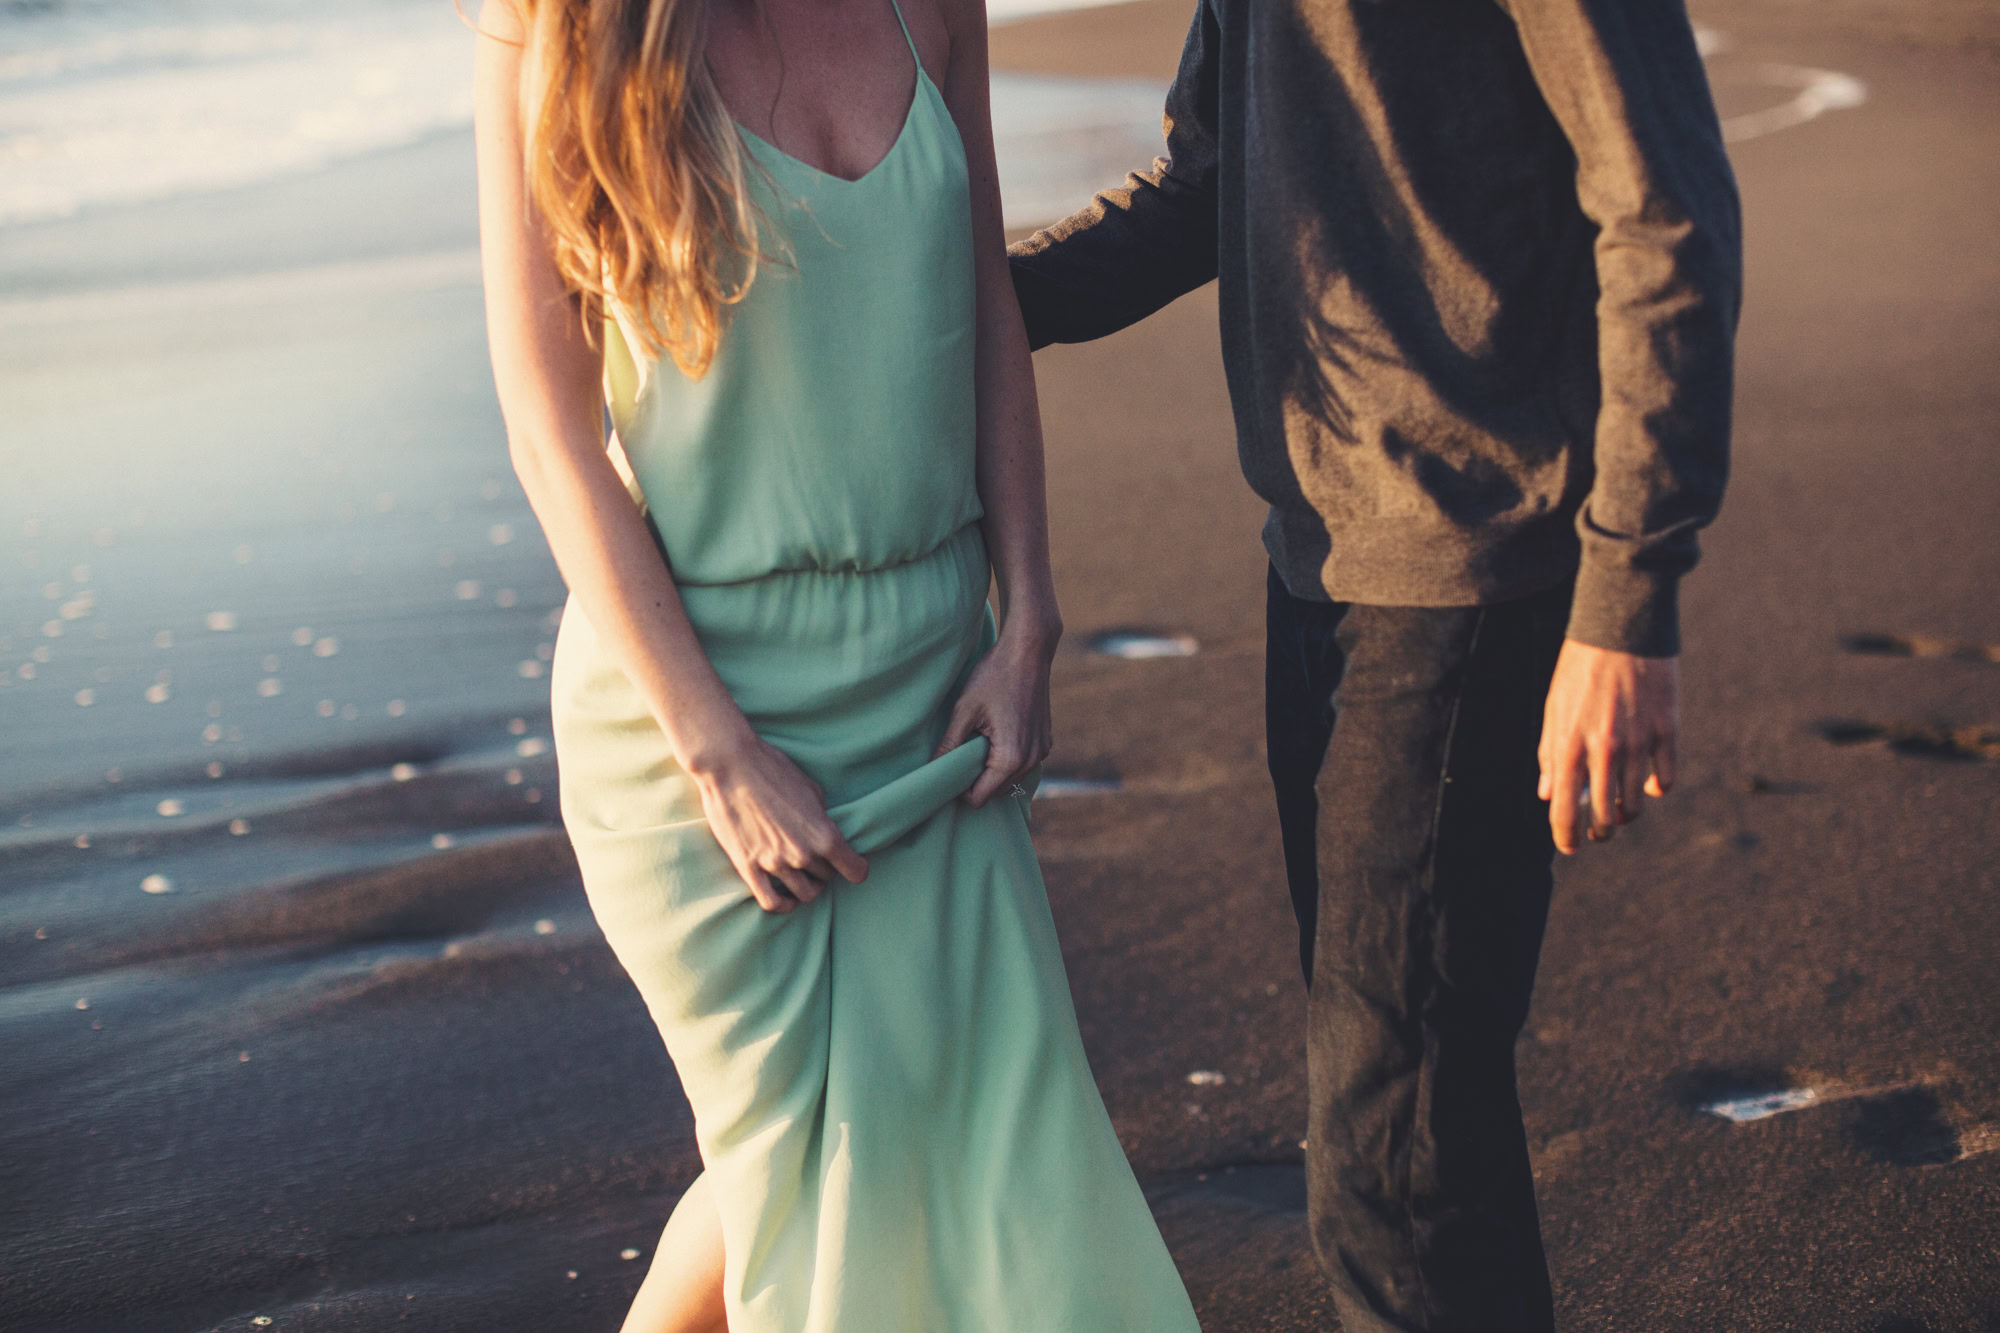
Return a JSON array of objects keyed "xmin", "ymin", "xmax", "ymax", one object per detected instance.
[
  {"xmin": 1501, "ymin": 0, "xmax": 1743, "ymax": 850},
  {"xmin": 1006, "ymin": 0, "xmax": 1222, "ymax": 350}
]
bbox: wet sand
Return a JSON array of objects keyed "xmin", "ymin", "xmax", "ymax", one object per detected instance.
[{"xmin": 3, "ymin": 2, "xmax": 1997, "ymax": 1330}]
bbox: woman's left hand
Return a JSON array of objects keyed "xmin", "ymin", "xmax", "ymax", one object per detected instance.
[{"xmin": 934, "ymin": 626, "xmax": 1058, "ymax": 808}]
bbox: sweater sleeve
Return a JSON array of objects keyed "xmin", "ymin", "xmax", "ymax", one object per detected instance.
[
  {"xmin": 1500, "ymin": 0, "xmax": 1742, "ymax": 657},
  {"xmin": 1005, "ymin": 0, "xmax": 1222, "ymax": 351}
]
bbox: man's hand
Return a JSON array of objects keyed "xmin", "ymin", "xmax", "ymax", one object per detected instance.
[{"xmin": 1537, "ymin": 640, "xmax": 1679, "ymax": 855}]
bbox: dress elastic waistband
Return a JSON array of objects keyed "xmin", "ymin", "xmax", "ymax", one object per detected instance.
[{"xmin": 655, "ymin": 522, "xmax": 987, "ymax": 592}]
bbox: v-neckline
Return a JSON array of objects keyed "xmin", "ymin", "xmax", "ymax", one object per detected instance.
[{"xmin": 732, "ymin": 66, "xmax": 931, "ymax": 189}]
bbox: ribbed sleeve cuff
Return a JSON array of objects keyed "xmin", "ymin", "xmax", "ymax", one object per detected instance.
[{"xmin": 1565, "ymin": 559, "xmax": 1682, "ymax": 657}]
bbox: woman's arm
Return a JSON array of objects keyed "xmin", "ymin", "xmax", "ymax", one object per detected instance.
[
  {"xmin": 934, "ymin": 0, "xmax": 1062, "ymax": 807},
  {"xmin": 473, "ymin": 0, "xmax": 865, "ymax": 908}
]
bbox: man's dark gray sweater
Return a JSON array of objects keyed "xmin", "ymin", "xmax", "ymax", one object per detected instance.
[{"xmin": 1007, "ymin": 0, "xmax": 1742, "ymax": 657}]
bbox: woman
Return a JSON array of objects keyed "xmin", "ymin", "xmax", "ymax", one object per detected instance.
[{"xmin": 472, "ymin": 0, "xmax": 1202, "ymax": 1328}]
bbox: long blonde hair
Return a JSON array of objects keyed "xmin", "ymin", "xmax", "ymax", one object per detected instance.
[{"xmin": 506, "ymin": 0, "xmax": 778, "ymax": 378}]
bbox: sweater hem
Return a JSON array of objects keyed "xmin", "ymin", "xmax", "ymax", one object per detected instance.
[{"xmin": 1263, "ymin": 507, "xmax": 1581, "ymax": 610}]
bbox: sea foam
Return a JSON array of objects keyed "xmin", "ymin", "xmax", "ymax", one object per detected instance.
[
  {"xmin": 0, "ymin": 0, "xmax": 1156, "ymax": 228},
  {"xmin": 0, "ymin": 0, "xmax": 477, "ymax": 225}
]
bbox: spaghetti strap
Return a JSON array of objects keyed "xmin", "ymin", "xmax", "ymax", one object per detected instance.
[{"xmin": 885, "ymin": 0, "xmax": 920, "ymax": 65}]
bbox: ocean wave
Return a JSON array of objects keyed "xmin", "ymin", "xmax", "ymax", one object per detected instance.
[
  {"xmin": 0, "ymin": 0, "xmax": 476, "ymax": 224},
  {"xmin": 0, "ymin": 0, "xmax": 1163, "ymax": 228}
]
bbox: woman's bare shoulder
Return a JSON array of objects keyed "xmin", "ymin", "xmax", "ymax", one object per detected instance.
[{"xmin": 468, "ymin": 0, "xmax": 526, "ymax": 43}]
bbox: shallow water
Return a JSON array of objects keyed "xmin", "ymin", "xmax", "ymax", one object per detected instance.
[
  {"xmin": 0, "ymin": 0, "xmax": 1165, "ymax": 229},
  {"xmin": 0, "ymin": 138, "xmax": 624, "ymax": 1319}
]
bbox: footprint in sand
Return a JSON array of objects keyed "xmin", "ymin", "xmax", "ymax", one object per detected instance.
[
  {"xmin": 1839, "ymin": 631, "xmax": 2000, "ymax": 665},
  {"xmin": 1815, "ymin": 628, "xmax": 2000, "ymax": 761},
  {"xmin": 1671, "ymin": 1064, "xmax": 2000, "ymax": 1168},
  {"xmin": 1815, "ymin": 718, "xmax": 2000, "ymax": 762}
]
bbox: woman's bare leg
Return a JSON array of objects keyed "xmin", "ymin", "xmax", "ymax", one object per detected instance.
[{"xmin": 619, "ymin": 1172, "xmax": 727, "ymax": 1333}]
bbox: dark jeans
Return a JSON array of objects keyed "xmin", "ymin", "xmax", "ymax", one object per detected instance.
[{"xmin": 1265, "ymin": 565, "xmax": 1567, "ymax": 1333}]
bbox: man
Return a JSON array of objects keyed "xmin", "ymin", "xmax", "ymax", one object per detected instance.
[{"xmin": 1008, "ymin": 1, "xmax": 1740, "ymax": 1329}]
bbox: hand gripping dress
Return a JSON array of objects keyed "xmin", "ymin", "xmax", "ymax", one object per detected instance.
[{"xmin": 546, "ymin": 8, "xmax": 1203, "ymax": 1330}]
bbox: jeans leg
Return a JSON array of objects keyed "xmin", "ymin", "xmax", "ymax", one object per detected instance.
[
  {"xmin": 1264, "ymin": 564, "xmax": 1348, "ymax": 984},
  {"xmin": 1302, "ymin": 584, "xmax": 1568, "ymax": 1333}
]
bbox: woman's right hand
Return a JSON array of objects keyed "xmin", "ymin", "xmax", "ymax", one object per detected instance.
[{"xmin": 688, "ymin": 736, "xmax": 870, "ymax": 914}]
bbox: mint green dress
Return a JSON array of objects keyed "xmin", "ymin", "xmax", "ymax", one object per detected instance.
[{"xmin": 546, "ymin": 8, "xmax": 1202, "ymax": 1330}]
